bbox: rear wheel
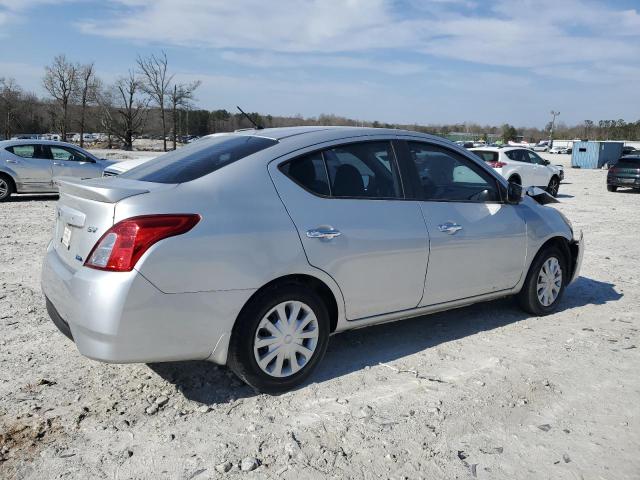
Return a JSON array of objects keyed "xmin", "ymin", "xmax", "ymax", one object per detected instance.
[
  {"xmin": 547, "ymin": 176, "xmax": 560, "ymax": 197},
  {"xmin": 607, "ymin": 185, "xmax": 618, "ymax": 192},
  {"xmin": 517, "ymin": 246, "xmax": 567, "ymax": 316},
  {"xmin": 0, "ymin": 175, "xmax": 14, "ymax": 202},
  {"xmin": 227, "ymin": 284, "xmax": 330, "ymax": 393},
  {"xmin": 508, "ymin": 175, "xmax": 521, "ymax": 185}
]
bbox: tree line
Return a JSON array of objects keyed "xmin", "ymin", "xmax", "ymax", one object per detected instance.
[{"xmin": 2, "ymin": 54, "xmax": 640, "ymax": 150}]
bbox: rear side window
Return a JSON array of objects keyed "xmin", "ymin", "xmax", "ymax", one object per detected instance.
[
  {"xmin": 504, "ymin": 149, "xmax": 530, "ymax": 163},
  {"xmin": 121, "ymin": 135, "xmax": 278, "ymax": 184},
  {"xmin": 280, "ymin": 141, "xmax": 403, "ymax": 199},
  {"xmin": 279, "ymin": 152, "xmax": 330, "ymax": 196},
  {"xmin": 6, "ymin": 145, "xmax": 50, "ymax": 159},
  {"xmin": 473, "ymin": 150, "xmax": 499, "ymax": 163}
]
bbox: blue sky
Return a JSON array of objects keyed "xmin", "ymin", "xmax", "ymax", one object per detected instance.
[{"xmin": 1, "ymin": 0, "xmax": 639, "ymax": 127}]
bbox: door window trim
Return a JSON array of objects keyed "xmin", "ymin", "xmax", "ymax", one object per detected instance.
[
  {"xmin": 278, "ymin": 139, "xmax": 407, "ymax": 201},
  {"xmin": 396, "ymin": 140, "xmax": 506, "ymax": 204}
]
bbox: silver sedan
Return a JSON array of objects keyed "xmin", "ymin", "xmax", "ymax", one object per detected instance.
[
  {"xmin": 0, "ymin": 139, "xmax": 114, "ymax": 201},
  {"xmin": 41, "ymin": 127, "xmax": 583, "ymax": 392}
]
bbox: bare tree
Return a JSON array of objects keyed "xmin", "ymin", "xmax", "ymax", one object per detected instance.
[
  {"xmin": 0, "ymin": 77, "xmax": 23, "ymax": 139},
  {"xmin": 102, "ymin": 71, "xmax": 148, "ymax": 150},
  {"xmin": 77, "ymin": 63, "xmax": 100, "ymax": 147},
  {"xmin": 169, "ymin": 80, "xmax": 201, "ymax": 149},
  {"xmin": 43, "ymin": 55, "xmax": 79, "ymax": 141},
  {"xmin": 137, "ymin": 51, "xmax": 173, "ymax": 151}
]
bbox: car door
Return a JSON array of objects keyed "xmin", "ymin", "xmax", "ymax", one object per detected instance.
[
  {"xmin": 525, "ymin": 150, "xmax": 552, "ymax": 186},
  {"xmin": 504, "ymin": 149, "xmax": 537, "ymax": 187},
  {"xmin": 49, "ymin": 145, "xmax": 101, "ymax": 179},
  {"xmin": 3, "ymin": 144, "xmax": 54, "ymax": 191},
  {"xmin": 269, "ymin": 139, "xmax": 429, "ymax": 320},
  {"xmin": 398, "ymin": 140, "xmax": 526, "ymax": 306}
]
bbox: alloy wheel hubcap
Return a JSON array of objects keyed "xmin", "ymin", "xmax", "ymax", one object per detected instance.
[
  {"xmin": 537, "ymin": 257, "xmax": 562, "ymax": 307},
  {"xmin": 0, "ymin": 179, "xmax": 8, "ymax": 197},
  {"xmin": 254, "ymin": 300, "xmax": 319, "ymax": 378}
]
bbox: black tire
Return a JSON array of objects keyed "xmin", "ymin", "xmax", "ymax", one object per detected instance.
[
  {"xmin": 547, "ymin": 176, "xmax": 560, "ymax": 197},
  {"xmin": 227, "ymin": 283, "xmax": 330, "ymax": 393},
  {"xmin": 508, "ymin": 175, "xmax": 521, "ymax": 185},
  {"xmin": 517, "ymin": 246, "xmax": 568, "ymax": 316},
  {"xmin": 607, "ymin": 185, "xmax": 618, "ymax": 192},
  {"xmin": 0, "ymin": 174, "xmax": 14, "ymax": 202}
]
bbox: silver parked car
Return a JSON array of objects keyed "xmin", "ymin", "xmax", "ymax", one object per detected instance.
[
  {"xmin": 0, "ymin": 139, "xmax": 114, "ymax": 201},
  {"xmin": 42, "ymin": 127, "xmax": 583, "ymax": 392}
]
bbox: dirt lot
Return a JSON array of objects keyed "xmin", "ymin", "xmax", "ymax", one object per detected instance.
[{"xmin": 1, "ymin": 154, "xmax": 639, "ymax": 479}]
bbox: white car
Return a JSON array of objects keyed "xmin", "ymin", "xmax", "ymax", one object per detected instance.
[{"xmin": 470, "ymin": 147, "xmax": 562, "ymax": 196}]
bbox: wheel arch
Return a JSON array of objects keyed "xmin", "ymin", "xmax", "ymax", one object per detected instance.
[
  {"xmin": 508, "ymin": 172, "xmax": 522, "ymax": 184},
  {"xmin": 0, "ymin": 170, "xmax": 17, "ymax": 192},
  {"xmin": 236, "ymin": 274, "xmax": 341, "ymax": 334},
  {"xmin": 530, "ymin": 235, "xmax": 572, "ymax": 278}
]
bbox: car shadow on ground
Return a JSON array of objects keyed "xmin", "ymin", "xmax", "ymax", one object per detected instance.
[
  {"xmin": 9, "ymin": 194, "xmax": 59, "ymax": 202},
  {"xmin": 556, "ymin": 193, "xmax": 574, "ymax": 199},
  {"xmin": 148, "ymin": 276, "xmax": 621, "ymax": 404}
]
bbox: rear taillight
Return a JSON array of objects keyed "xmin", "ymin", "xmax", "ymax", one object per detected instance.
[
  {"xmin": 488, "ymin": 161, "xmax": 507, "ymax": 168},
  {"xmin": 85, "ymin": 214, "xmax": 201, "ymax": 272}
]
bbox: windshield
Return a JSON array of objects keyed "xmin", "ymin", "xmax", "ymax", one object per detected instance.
[{"xmin": 120, "ymin": 135, "xmax": 278, "ymax": 184}]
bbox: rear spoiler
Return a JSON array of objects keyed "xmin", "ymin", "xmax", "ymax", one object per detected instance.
[{"xmin": 55, "ymin": 177, "xmax": 150, "ymax": 203}]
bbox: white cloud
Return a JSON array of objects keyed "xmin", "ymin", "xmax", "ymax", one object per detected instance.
[{"xmin": 70, "ymin": 0, "xmax": 640, "ymax": 78}]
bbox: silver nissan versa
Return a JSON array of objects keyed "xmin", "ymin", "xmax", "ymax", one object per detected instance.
[{"xmin": 41, "ymin": 127, "xmax": 583, "ymax": 392}]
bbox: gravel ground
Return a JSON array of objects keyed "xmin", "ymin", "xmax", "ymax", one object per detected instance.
[{"xmin": 1, "ymin": 154, "xmax": 638, "ymax": 479}]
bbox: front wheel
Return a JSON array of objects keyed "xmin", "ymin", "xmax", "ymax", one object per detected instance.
[
  {"xmin": 517, "ymin": 246, "xmax": 567, "ymax": 316},
  {"xmin": 607, "ymin": 185, "xmax": 618, "ymax": 192},
  {"xmin": 547, "ymin": 176, "xmax": 560, "ymax": 197},
  {"xmin": 227, "ymin": 284, "xmax": 330, "ymax": 393}
]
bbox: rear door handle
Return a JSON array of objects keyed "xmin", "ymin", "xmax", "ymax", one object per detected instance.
[
  {"xmin": 6, "ymin": 159, "xmax": 18, "ymax": 164},
  {"xmin": 438, "ymin": 222, "xmax": 463, "ymax": 235},
  {"xmin": 306, "ymin": 227, "xmax": 341, "ymax": 240},
  {"xmin": 53, "ymin": 161, "xmax": 64, "ymax": 166}
]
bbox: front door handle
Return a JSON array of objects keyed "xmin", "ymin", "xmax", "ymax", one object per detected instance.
[
  {"xmin": 306, "ymin": 227, "xmax": 341, "ymax": 240},
  {"xmin": 438, "ymin": 222, "xmax": 463, "ymax": 235},
  {"xmin": 53, "ymin": 161, "xmax": 64, "ymax": 166}
]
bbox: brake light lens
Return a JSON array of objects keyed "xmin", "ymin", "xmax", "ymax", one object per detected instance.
[
  {"xmin": 488, "ymin": 161, "xmax": 507, "ymax": 168},
  {"xmin": 85, "ymin": 214, "xmax": 201, "ymax": 272}
]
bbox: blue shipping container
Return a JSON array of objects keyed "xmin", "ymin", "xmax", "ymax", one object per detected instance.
[{"xmin": 571, "ymin": 141, "xmax": 623, "ymax": 168}]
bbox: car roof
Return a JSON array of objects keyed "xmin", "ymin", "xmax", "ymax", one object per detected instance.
[
  {"xmin": 0, "ymin": 139, "xmax": 80, "ymax": 148},
  {"xmin": 469, "ymin": 146, "xmax": 523, "ymax": 152},
  {"xmin": 220, "ymin": 126, "xmax": 443, "ymax": 144}
]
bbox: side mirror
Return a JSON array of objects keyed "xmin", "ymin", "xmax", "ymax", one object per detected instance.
[
  {"xmin": 506, "ymin": 181, "xmax": 522, "ymax": 204},
  {"xmin": 542, "ymin": 159, "xmax": 550, "ymax": 166}
]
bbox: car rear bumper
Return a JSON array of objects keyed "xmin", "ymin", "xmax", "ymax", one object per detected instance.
[
  {"xmin": 607, "ymin": 176, "xmax": 640, "ymax": 187},
  {"xmin": 41, "ymin": 244, "xmax": 253, "ymax": 364}
]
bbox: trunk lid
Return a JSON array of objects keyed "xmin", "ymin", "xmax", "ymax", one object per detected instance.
[{"xmin": 52, "ymin": 177, "xmax": 172, "ymax": 271}]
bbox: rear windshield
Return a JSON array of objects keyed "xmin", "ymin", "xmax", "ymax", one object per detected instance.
[
  {"xmin": 120, "ymin": 135, "xmax": 278, "ymax": 183},
  {"xmin": 472, "ymin": 150, "xmax": 499, "ymax": 163},
  {"xmin": 617, "ymin": 157, "xmax": 640, "ymax": 168}
]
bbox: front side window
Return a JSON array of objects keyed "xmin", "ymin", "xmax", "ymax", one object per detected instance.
[
  {"xmin": 49, "ymin": 146, "xmax": 90, "ymax": 162},
  {"xmin": 406, "ymin": 142, "xmax": 500, "ymax": 202},
  {"xmin": 526, "ymin": 151, "xmax": 546, "ymax": 165},
  {"xmin": 280, "ymin": 141, "xmax": 402, "ymax": 199},
  {"xmin": 121, "ymin": 135, "xmax": 278, "ymax": 184}
]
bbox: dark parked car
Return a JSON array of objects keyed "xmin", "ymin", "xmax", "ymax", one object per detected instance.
[
  {"xmin": 607, "ymin": 155, "xmax": 640, "ymax": 192},
  {"xmin": 622, "ymin": 146, "xmax": 638, "ymax": 156}
]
